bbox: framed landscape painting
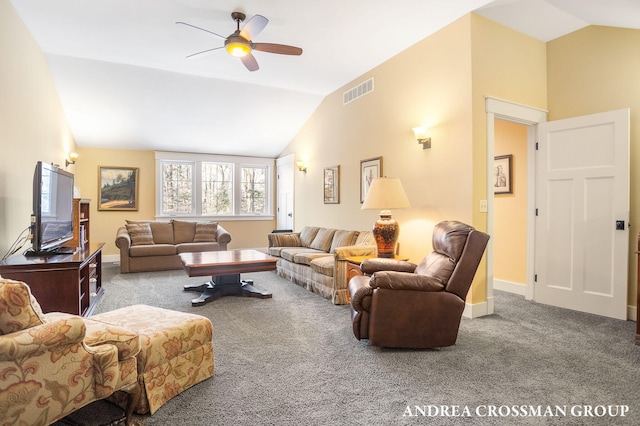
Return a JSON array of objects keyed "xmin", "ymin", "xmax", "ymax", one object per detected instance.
[
  {"xmin": 323, "ymin": 165, "xmax": 340, "ymax": 204},
  {"xmin": 98, "ymin": 166, "xmax": 139, "ymax": 211},
  {"xmin": 360, "ymin": 156, "xmax": 382, "ymax": 203}
]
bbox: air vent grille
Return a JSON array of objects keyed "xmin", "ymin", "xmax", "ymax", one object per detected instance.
[{"xmin": 343, "ymin": 77, "xmax": 374, "ymax": 105}]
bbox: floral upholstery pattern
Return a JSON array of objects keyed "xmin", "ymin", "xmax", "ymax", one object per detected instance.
[
  {"xmin": 0, "ymin": 277, "xmax": 46, "ymax": 335},
  {"xmin": 91, "ymin": 305, "xmax": 214, "ymax": 414},
  {"xmin": 0, "ymin": 278, "xmax": 140, "ymax": 426}
]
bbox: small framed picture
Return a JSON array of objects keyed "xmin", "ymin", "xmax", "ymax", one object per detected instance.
[
  {"xmin": 360, "ymin": 156, "xmax": 382, "ymax": 203},
  {"xmin": 98, "ymin": 166, "xmax": 139, "ymax": 211},
  {"xmin": 493, "ymin": 155, "xmax": 512, "ymax": 194},
  {"xmin": 323, "ymin": 165, "xmax": 340, "ymax": 204}
]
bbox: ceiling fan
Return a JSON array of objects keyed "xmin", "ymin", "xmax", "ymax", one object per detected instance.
[{"xmin": 176, "ymin": 12, "xmax": 303, "ymax": 72}]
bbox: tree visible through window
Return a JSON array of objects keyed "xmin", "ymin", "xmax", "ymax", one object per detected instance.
[
  {"xmin": 202, "ymin": 162, "xmax": 233, "ymax": 215},
  {"xmin": 162, "ymin": 162, "xmax": 193, "ymax": 214},
  {"xmin": 241, "ymin": 166, "xmax": 266, "ymax": 214}
]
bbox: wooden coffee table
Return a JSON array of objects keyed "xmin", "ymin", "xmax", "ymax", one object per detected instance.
[{"xmin": 179, "ymin": 250, "xmax": 278, "ymax": 306}]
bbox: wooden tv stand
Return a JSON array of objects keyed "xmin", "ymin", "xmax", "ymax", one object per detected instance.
[{"xmin": 0, "ymin": 243, "xmax": 104, "ymax": 317}]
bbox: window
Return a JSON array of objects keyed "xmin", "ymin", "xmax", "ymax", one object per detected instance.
[
  {"xmin": 156, "ymin": 152, "xmax": 273, "ymax": 220},
  {"xmin": 241, "ymin": 166, "xmax": 267, "ymax": 214},
  {"xmin": 161, "ymin": 161, "xmax": 194, "ymax": 215},
  {"xmin": 202, "ymin": 162, "xmax": 233, "ymax": 215}
]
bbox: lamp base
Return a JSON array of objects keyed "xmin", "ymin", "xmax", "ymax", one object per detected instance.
[{"xmin": 372, "ymin": 213, "xmax": 399, "ymax": 258}]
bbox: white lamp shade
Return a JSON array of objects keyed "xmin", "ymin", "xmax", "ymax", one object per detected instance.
[{"xmin": 361, "ymin": 177, "xmax": 411, "ymax": 210}]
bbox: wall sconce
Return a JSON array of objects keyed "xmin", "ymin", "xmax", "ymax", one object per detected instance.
[
  {"xmin": 296, "ymin": 161, "xmax": 307, "ymax": 173},
  {"xmin": 65, "ymin": 152, "xmax": 79, "ymax": 167},
  {"xmin": 412, "ymin": 126, "xmax": 431, "ymax": 149}
]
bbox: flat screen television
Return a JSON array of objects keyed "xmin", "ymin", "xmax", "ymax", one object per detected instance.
[{"xmin": 26, "ymin": 161, "xmax": 75, "ymax": 256}]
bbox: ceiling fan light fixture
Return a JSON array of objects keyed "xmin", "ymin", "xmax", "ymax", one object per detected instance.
[{"xmin": 225, "ymin": 38, "xmax": 251, "ymax": 57}]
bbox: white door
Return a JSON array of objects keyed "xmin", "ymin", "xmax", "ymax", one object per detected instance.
[
  {"xmin": 535, "ymin": 109, "xmax": 629, "ymax": 320},
  {"xmin": 276, "ymin": 155, "xmax": 294, "ymax": 231}
]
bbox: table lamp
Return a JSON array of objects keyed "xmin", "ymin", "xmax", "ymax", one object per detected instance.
[{"xmin": 361, "ymin": 177, "xmax": 411, "ymax": 258}]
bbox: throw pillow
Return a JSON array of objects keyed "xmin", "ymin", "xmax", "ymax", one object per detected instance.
[
  {"xmin": 299, "ymin": 227, "xmax": 320, "ymax": 248},
  {"xmin": 0, "ymin": 278, "xmax": 46, "ymax": 335},
  {"xmin": 310, "ymin": 228, "xmax": 336, "ymax": 252},
  {"xmin": 172, "ymin": 220, "xmax": 196, "ymax": 243},
  {"xmin": 194, "ymin": 222, "xmax": 218, "ymax": 242},
  {"xmin": 125, "ymin": 223, "xmax": 154, "ymax": 246},
  {"xmin": 329, "ymin": 230, "xmax": 359, "ymax": 253}
]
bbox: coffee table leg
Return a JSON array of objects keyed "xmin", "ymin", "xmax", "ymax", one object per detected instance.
[
  {"xmin": 188, "ymin": 275, "xmax": 272, "ymax": 306},
  {"xmin": 183, "ymin": 281, "xmax": 213, "ymax": 292},
  {"xmin": 240, "ymin": 279, "xmax": 273, "ymax": 299}
]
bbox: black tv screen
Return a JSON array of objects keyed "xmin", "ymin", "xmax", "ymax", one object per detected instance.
[{"xmin": 30, "ymin": 161, "xmax": 74, "ymax": 254}]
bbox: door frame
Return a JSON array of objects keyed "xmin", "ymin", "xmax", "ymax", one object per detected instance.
[
  {"xmin": 276, "ymin": 154, "xmax": 295, "ymax": 231},
  {"xmin": 485, "ymin": 97, "xmax": 548, "ymax": 313}
]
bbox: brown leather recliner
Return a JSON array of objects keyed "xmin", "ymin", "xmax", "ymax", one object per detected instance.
[{"xmin": 348, "ymin": 220, "xmax": 490, "ymax": 349}]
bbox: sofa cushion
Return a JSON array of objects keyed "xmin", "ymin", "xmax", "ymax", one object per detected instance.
[
  {"xmin": 176, "ymin": 242, "xmax": 220, "ymax": 253},
  {"xmin": 172, "ymin": 220, "xmax": 197, "ymax": 243},
  {"xmin": 310, "ymin": 228, "xmax": 336, "ymax": 252},
  {"xmin": 355, "ymin": 231, "xmax": 375, "ymax": 246},
  {"xmin": 126, "ymin": 223, "xmax": 154, "ymax": 246},
  {"xmin": 150, "ymin": 222, "xmax": 174, "ymax": 244},
  {"xmin": 126, "ymin": 220, "xmax": 175, "ymax": 244},
  {"xmin": 310, "ymin": 256, "xmax": 335, "ymax": 277},
  {"xmin": 269, "ymin": 233, "xmax": 302, "ymax": 248},
  {"xmin": 129, "ymin": 244, "xmax": 177, "ymax": 257},
  {"xmin": 193, "ymin": 222, "xmax": 218, "ymax": 242},
  {"xmin": 299, "ymin": 226, "xmax": 320, "ymax": 248},
  {"xmin": 293, "ymin": 252, "xmax": 332, "ymax": 266},
  {"xmin": 0, "ymin": 278, "xmax": 46, "ymax": 335},
  {"xmin": 280, "ymin": 247, "xmax": 323, "ymax": 263},
  {"xmin": 329, "ymin": 230, "xmax": 360, "ymax": 253}
]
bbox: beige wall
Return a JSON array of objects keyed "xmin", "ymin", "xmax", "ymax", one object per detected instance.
[
  {"xmin": 547, "ymin": 25, "xmax": 640, "ymax": 309},
  {"xmin": 74, "ymin": 147, "xmax": 275, "ymax": 257},
  {"xmin": 281, "ymin": 14, "xmax": 548, "ymax": 306},
  {"xmin": 493, "ymin": 120, "xmax": 528, "ymax": 285},
  {"xmin": 281, "ymin": 15, "xmax": 475, "ymax": 267},
  {"xmin": 0, "ymin": 1, "xmax": 76, "ymax": 257},
  {"xmin": 469, "ymin": 14, "xmax": 547, "ymax": 302}
]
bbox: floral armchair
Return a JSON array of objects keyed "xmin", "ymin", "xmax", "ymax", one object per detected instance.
[{"xmin": 0, "ymin": 277, "xmax": 141, "ymax": 426}]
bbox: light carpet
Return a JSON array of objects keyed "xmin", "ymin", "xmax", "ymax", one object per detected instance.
[{"xmin": 56, "ymin": 263, "xmax": 640, "ymax": 426}]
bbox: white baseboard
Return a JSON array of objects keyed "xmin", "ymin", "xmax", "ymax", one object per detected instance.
[
  {"xmin": 463, "ymin": 299, "xmax": 493, "ymax": 319},
  {"xmin": 628, "ymin": 305, "xmax": 637, "ymax": 322},
  {"xmin": 103, "ymin": 254, "xmax": 119, "ymax": 263},
  {"xmin": 493, "ymin": 279, "xmax": 527, "ymax": 296}
]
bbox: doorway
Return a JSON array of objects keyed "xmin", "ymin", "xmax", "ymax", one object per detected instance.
[{"xmin": 486, "ymin": 97, "xmax": 630, "ymax": 320}]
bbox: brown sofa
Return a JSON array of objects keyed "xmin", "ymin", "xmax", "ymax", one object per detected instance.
[{"xmin": 116, "ymin": 220, "xmax": 231, "ymax": 273}]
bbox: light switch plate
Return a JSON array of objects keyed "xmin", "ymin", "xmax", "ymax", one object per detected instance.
[{"xmin": 479, "ymin": 200, "xmax": 488, "ymax": 212}]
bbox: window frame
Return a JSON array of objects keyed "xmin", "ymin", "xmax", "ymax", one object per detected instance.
[{"xmin": 155, "ymin": 151, "xmax": 274, "ymax": 221}]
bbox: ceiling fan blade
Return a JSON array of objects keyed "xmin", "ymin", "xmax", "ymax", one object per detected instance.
[
  {"xmin": 175, "ymin": 21, "xmax": 226, "ymax": 39},
  {"xmin": 240, "ymin": 14, "xmax": 268, "ymax": 40},
  {"xmin": 252, "ymin": 43, "xmax": 303, "ymax": 56},
  {"xmin": 186, "ymin": 46, "xmax": 224, "ymax": 59},
  {"xmin": 241, "ymin": 53, "xmax": 259, "ymax": 72}
]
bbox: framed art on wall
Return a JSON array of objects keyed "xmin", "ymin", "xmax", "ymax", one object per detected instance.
[
  {"xmin": 98, "ymin": 166, "xmax": 140, "ymax": 211},
  {"xmin": 360, "ymin": 156, "xmax": 382, "ymax": 203},
  {"xmin": 493, "ymin": 155, "xmax": 512, "ymax": 194},
  {"xmin": 323, "ymin": 165, "xmax": 340, "ymax": 204}
]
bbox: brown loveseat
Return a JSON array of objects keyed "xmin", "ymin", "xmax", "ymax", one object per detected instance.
[{"xmin": 116, "ymin": 220, "xmax": 231, "ymax": 273}]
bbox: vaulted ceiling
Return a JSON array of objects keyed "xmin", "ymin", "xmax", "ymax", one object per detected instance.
[{"xmin": 10, "ymin": 0, "xmax": 640, "ymax": 157}]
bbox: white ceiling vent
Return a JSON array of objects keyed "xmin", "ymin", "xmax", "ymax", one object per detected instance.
[{"xmin": 343, "ymin": 77, "xmax": 374, "ymax": 105}]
